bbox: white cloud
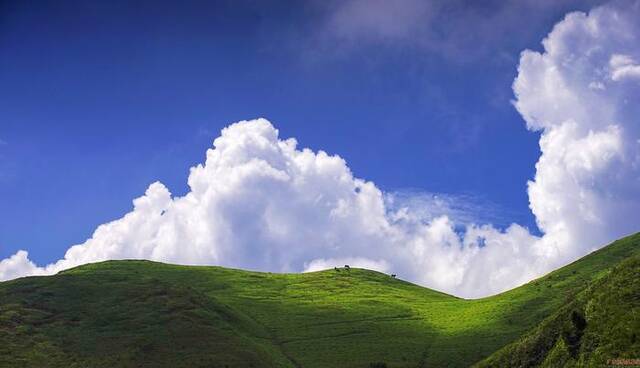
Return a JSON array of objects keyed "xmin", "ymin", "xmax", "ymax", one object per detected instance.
[
  {"xmin": 1, "ymin": 1, "xmax": 639, "ymax": 298},
  {"xmin": 2, "ymin": 119, "xmax": 529, "ymax": 296},
  {"xmin": 0, "ymin": 251, "xmax": 45, "ymax": 280},
  {"xmin": 514, "ymin": 0, "xmax": 640, "ymax": 263},
  {"xmin": 610, "ymin": 54, "xmax": 640, "ymax": 81}
]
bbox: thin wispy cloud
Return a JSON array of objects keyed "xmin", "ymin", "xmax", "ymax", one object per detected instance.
[
  {"xmin": 385, "ymin": 190, "xmax": 514, "ymax": 229},
  {"xmin": 313, "ymin": 0, "xmax": 605, "ymax": 62}
]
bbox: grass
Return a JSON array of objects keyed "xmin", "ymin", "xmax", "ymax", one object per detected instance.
[
  {"xmin": 475, "ymin": 252, "xmax": 640, "ymax": 367},
  {"xmin": 1, "ymin": 232, "xmax": 639, "ymax": 367}
]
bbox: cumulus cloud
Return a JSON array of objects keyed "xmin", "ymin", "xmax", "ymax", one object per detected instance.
[
  {"xmin": 1, "ymin": 1, "xmax": 639, "ymax": 298},
  {"xmin": 0, "ymin": 251, "xmax": 45, "ymax": 281},
  {"xmin": 610, "ymin": 54, "xmax": 640, "ymax": 81},
  {"xmin": 513, "ymin": 0, "xmax": 640, "ymax": 263}
]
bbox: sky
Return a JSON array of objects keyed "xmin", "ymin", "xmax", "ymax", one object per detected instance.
[{"xmin": 1, "ymin": 0, "xmax": 639, "ymax": 297}]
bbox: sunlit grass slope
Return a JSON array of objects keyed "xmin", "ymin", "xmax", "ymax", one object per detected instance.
[
  {"xmin": 476, "ymin": 251, "xmax": 640, "ymax": 367},
  {"xmin": 1, "ymin": 233, "xmax": 638, "ymax": 368}
]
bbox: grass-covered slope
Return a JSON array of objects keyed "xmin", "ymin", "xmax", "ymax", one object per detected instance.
[
  {"xmin": 476, "ymin": 252, "xmax": 640, "ymax": 367},
  {"xmin": 1, "ymin": 233, "xmax": 639, "ymax": 368}
]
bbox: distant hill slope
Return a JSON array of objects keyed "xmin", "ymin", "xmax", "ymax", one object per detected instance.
[{"xmin": 1, "ymin": 233, "xmax": 639, "ymax": 368}]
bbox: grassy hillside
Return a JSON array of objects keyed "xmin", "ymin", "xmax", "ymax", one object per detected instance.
[
  {"xmin": 1, "ymin": 233, "xmax": 639, "ymax": 368},
  {"xmin": 476, "ymin": 252, "xmax": 640, "ymax": 367}
]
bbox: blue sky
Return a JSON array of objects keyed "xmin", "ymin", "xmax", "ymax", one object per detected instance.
[{"xmin": 0, "ymin": 0, "xmax": 605, "ymax": 267}]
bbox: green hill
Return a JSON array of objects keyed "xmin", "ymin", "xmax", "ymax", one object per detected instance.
[
  {"xmin": 476, "ymin": 248, "xmax": 640, "ymax": 367},
  {"xmin": 1, "ymin": 233, "xmax": 639, "ymax": 368}
]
